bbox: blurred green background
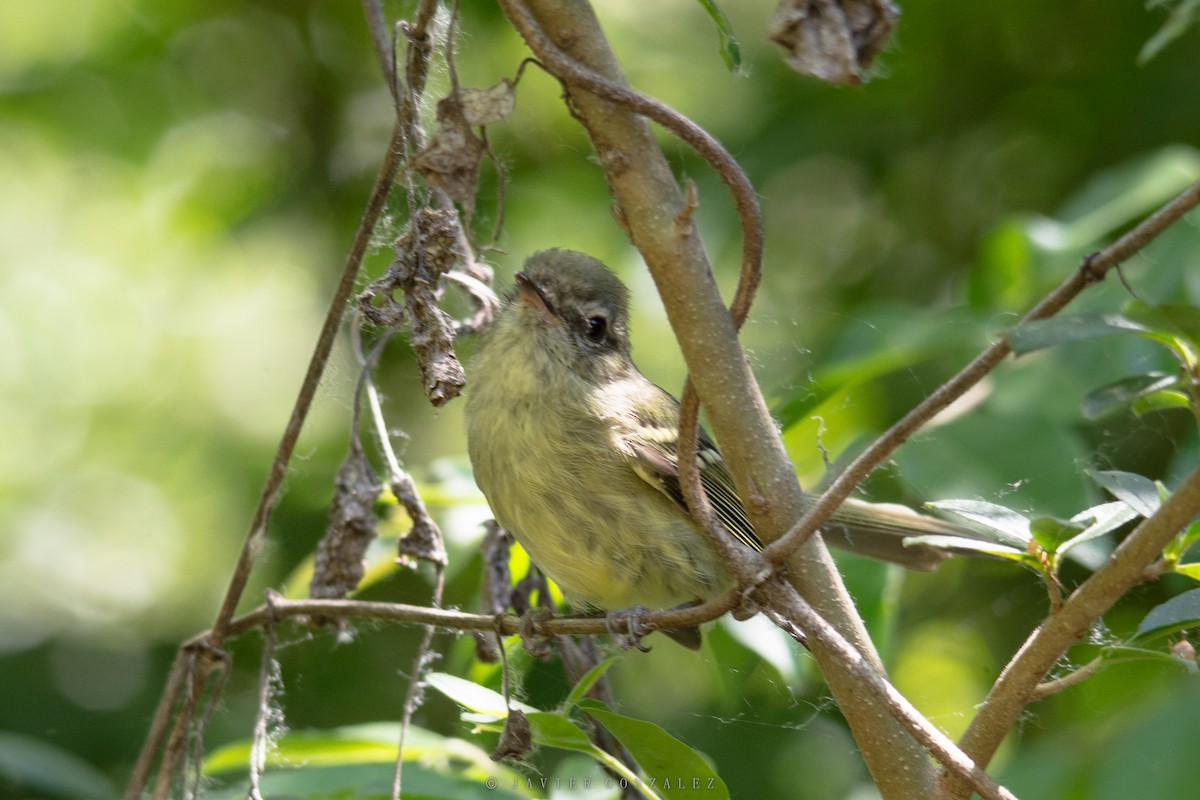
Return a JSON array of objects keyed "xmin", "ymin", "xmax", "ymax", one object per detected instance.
[{"xmin": 2, "ymin": 1, "xmax": 1199, "ymax": 798}]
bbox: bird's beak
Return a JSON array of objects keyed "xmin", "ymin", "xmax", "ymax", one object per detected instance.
[{"xmin": 514, "ymin": 272, "xmax": 558, "ymax": 324}]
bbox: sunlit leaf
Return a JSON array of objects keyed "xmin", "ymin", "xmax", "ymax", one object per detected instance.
[
  {"xmin": 1131, "ymin": 388, "xmax": 1195, "ymax": 415},
  {"xmin": 201, "ymin": 724, "xmax": 529, "ymax": 799},
  {"xmin": 1057, "ymin": 502, "xmax": 1140, "ymax": 561},
  {"xmin": 204, "ymin": 723, "xmax": 494, "ymax": 773},
  {"xmin": 1089, "ymin": 470, "xmax": 1161, "ymax": 517},
  {"xmin": 1166, "ymin": 521, "xmax": 1200, "ymax": 563},
  {"xmin": 902, "ymin": 533, "xmax": 1030, "ymax": 563},
  {"xmin": 925, "ymin": 499, "xmax": 1031, "ymax": 548},
  {"xmin": 1174, "ymin": 563, "xmax": 1200, "ymax": 581},
  {"xmin": 1122, "ymin": 300, "xmax": 1200, "ymax": 340},
  {"xmin": 426, "ymin": 672, "xmax": 537, "ymax": 719},
  {"xmin": 1121, "ymin": 300, "xmax": 1200, "ymax": 366}
]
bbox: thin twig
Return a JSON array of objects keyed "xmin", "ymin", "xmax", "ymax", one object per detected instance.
[
  {"xmin": 126, "ymin": 105, "xmax": 409, "ymax": 800},
  {"xmin": 362, "ymin": 0, "xmax": 395, "ymax": 96},
  {"xmin": 495, "ymin": 0, "xmax": 763, "ymax": 314},
  {"xmin": 124, "ymin": 649, "xmax": 189, "ymax": 800},
  {"xmin": 186, "ymin": 652, "xmax": 230, "ymax": 800},
  {"xmin": 766, "ymin": 176, "xmax": 1200, "ymax": 567},
  {"xmin": 247, "ymin": 593, "xmax": 281, "ymax": 800},
  {"xmin": 1030, "ymin": 656, "xmax": 1105, "ymax": 699},
  {"xmin": 392, "ymin": 566, "xmax": 446, "ymax": 800},
  {"xmin": 154, "ymin": 650, "xmax": 209, "ymax": 800},
  {"xmin": 937, "ymin": 463, "xmax": 1200, "ymax": 800},
  {"xmin": 186, "ymin": 594, "xmax": 735, "ymax": 647}
]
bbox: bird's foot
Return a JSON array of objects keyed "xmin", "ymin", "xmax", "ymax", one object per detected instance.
[{"xmin": 606, "ymin": 605, "xmax": 653, "ymax": 652}]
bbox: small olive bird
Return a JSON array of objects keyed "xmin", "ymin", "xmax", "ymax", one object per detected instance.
[{"xmin": 465, "ymin": 249, "xmax": 970, "ymax": 647}]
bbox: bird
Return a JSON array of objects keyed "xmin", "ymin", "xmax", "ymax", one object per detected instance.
[{"xmin": 465, "ymin": 248, "xmax": 971, "ymax": 647}]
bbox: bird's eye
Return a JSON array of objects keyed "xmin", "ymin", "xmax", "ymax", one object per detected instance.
[{"xmin": 585, "ymin": 315, "xmax": 608, "ymax": 343}]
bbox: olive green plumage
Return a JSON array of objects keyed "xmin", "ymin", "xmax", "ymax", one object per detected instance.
[{"xmin": 465, "ymin": 249, "xmax": 967, "ymax": 645}]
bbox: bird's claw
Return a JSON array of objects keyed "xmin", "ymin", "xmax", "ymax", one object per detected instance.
[
  {"xmin": 606, "ymin": 605, "xmax": 653, "ymax": 652},
  {"xmin": 519, "ymin": 606, "xmax": 555, "ymax": 658}
]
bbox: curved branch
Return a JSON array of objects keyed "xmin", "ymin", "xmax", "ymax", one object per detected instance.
[
  {"xmin": 495, "ymin": 0, "xmax": 763, "ymax": 321},
  {"xmin": 497, "ymin": 1, "xmax": 935, "ymax": 796}
]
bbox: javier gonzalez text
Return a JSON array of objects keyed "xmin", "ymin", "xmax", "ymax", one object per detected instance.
[{"xmin": 486, "ymin": 775, "xmax": 722, "ymax": 791}]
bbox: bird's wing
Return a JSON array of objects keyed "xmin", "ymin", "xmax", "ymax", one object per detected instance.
[{"xmin": 622, "ymin": 387, "xmax": 763, "ymax": 553}]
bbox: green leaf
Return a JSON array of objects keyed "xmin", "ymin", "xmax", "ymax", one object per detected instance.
[
  {"xmin": 561, "ymin": 655, "xmax": 621, "ymax": 711},
  {"xmin": 581, "ymin": 701, "xmax": 730, "ymax": 800},
  {"xmin": 1165, "ymin": 520, "xmax": 1200, "ymax": 562},
  {"xmin": 902, "ymin": 533, "xmax": 1031, "ymax": 563},
  {"xmin": 426, "ymin": 672, "xmax": 537, "ymax": 720},
  {"xmin": 1089, "ymin": 470, "xmax": 1161, "ymax": 517},
  {"xmin": 717, "ymin": 614, "xmax": 803, "ymax": 685},
  {"xmin": 925, "ymin": 499, "xmax": 1031, "ymax": 548},
  {"xmin": 1122, "ymin": 300, "xmax": 1200, "ymax": 340},
  {"xmin": 205, "ymin": 761, "xmax": 529, "ymax": 800},
  {"xmin": 1131, "ymin": 388, "xmax": 1195, "ymax": 415},
  {"xmin": 693, "ymin": 0, "xmax": 742, "ymax": 71},
  {"xmin": 1008, "ymin": 313, "xmax": 1148, "ymax": 355},
  {"xmin": 524, "ymin": 711, "xmax": 660, "ymax": 799},
  {"xmin": 0, "ymin": 733, "xmax": 116, "ymax": 800},
  {"xmin": 202, "ymin": 725, "xmax": 528, "ymax": 799},
  {"xmin": 773, "ymin": 308, "xmax": 978, "ymax": 433},
  {"xmin": 1050, "ymin": 146, "xmax": 1200, "ymax": 248},
  {"xmin": 1057, "ymin": 502, "xmax": 1139, "ymax": 559},
  {"xmin": 1131, "ymin": 588, "xmax": 1200, "ymax": 642},
  {"xmin": 1121, "ymin": 300, "xmax": 1200, "ymax": 366},
  {"xmin": 1081, "ymin": 372, "xmax": 1180, "ymax": 418},
  {"xmin": 204, "ymin": 723, "xmax": 500, "ymax": 774},
  {"xmin": 1097, "ymin": 644, "xmax": 1190, "ymax": 666},
  {"xmin": 525, "ymin": 711, "xmax": 596, "ymax": 752},
  {"xmin": 1139, "ymin": 0, "xmax": 1200, "ymax": 64},
  {"xmin": 1029, "ymin": 516, "xmax": 1084, "ymax": 553},
  {"xmin": 1175, "ymin": 563, "xmax": 1200, "ymax": 581}
]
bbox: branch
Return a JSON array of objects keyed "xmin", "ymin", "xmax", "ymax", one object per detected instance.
[
  {"xmin": 496, "ymin": 1, "xmax": 935, "ymax": 795},
  {"xmin": 197, "ymin": 594, "xmax": 735, "ymax": 645},
  {"xmin": 936, "ymin": 463, "xmax": 1200, "ymax": 799},
  {"xmin": 767, "ymin": 174, "xmax": 1200, "ymax": 565},
  {"xmin": 127, "ymin": 48, "xmax": 417, "ymax": 800},
  {"xmin": 753, "ymin": 576, "xmax": 1020, "ymax": 800}
]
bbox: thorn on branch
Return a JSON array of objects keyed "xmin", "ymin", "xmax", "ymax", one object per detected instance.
[{"xmin": 1079, "ymin": 251, "xmax": 1106, "ymax": 285}]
